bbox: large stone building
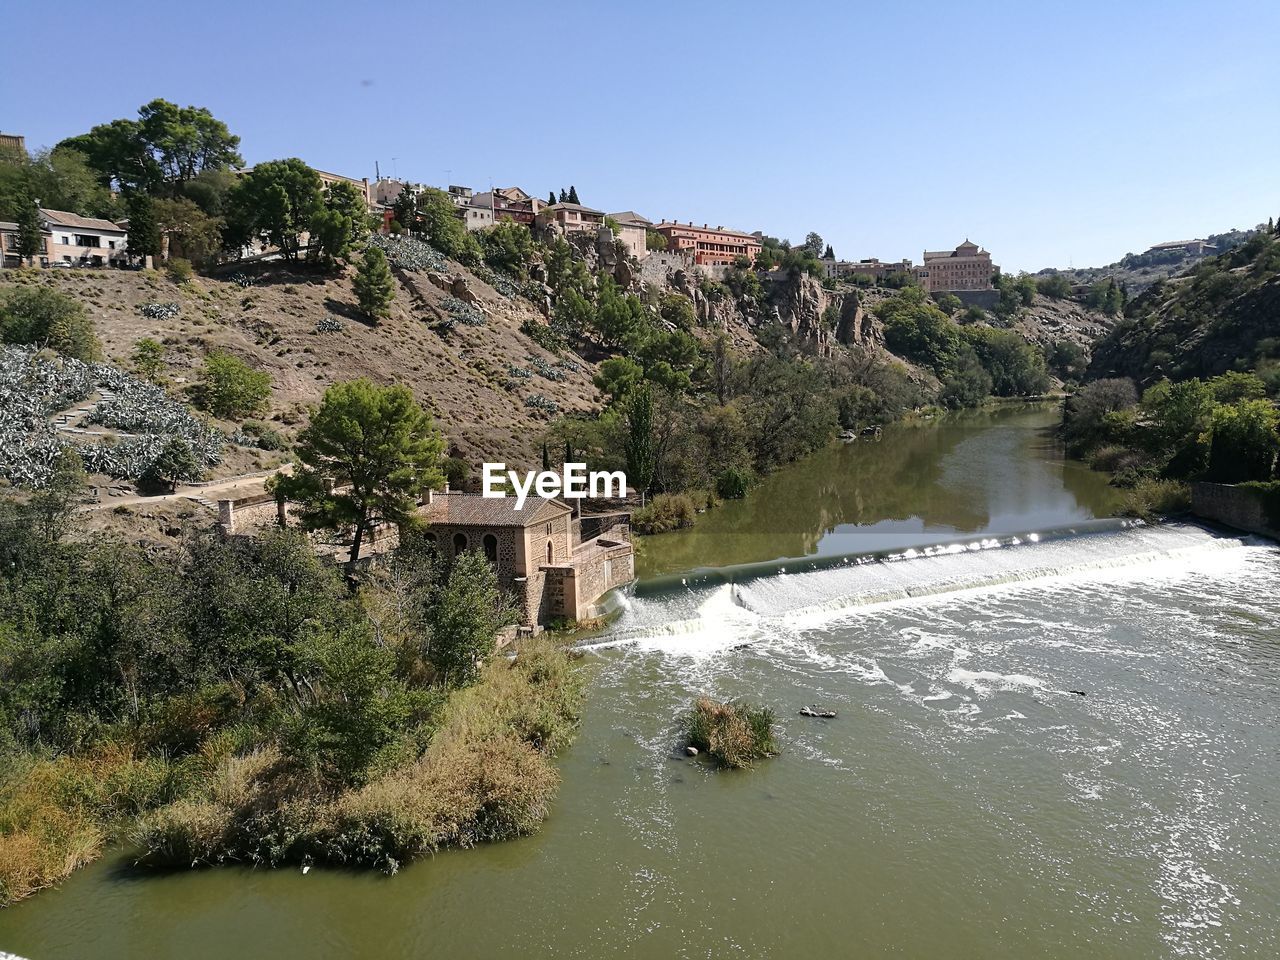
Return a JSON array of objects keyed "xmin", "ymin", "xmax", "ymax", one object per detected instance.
[
  {"xmin": 651, "ymin": 220, "xmax": 762, "ymax": 267},
  {"xmin": 536, "ymin": 201, "xmax": 606, "ymax": 237},
  {"xmin": 420, "ymin": 492, "xmax": 633, "ymax": 628},
  {"xmin": 919, "ymin": 240, "xmax": 996, "ymax": 292},
  {"xmin": 0, "ymin": 133, "xmax": 25, "ymax": 159}
]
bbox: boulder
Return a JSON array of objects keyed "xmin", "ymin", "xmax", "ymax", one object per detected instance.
[
  {"xmin": 684, "ymin": 745, "xmax": 699, "ymax": 757},
  {"xmin": 451, "ymin": 275, "xmax": 480, "ymax": 304}
]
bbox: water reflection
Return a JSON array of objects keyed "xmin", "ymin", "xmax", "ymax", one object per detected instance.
[{"xmin": 637, "ymin": 404, "xmax": 1119, "ymax": 578}]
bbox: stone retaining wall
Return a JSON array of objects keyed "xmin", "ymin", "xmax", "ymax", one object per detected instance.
[{"xmin": 1191, "ymin": 481, "xmax": 1280, "ymax": 539}]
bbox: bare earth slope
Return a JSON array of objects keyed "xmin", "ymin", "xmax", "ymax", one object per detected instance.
[{"xmin": 26, "ymin": 260, "xmax": 600, "ymax": 473}]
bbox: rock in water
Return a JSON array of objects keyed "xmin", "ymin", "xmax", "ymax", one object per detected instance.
[{"xmin": 684, "ymin": 746, "xmax": 699, "ymax": 757}]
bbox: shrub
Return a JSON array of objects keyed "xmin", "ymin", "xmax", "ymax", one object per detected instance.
[
  {"xmin": 631, "ymin": 493, "xmax": 696, "ymax": 534},
  {"xmin": 199, "ymin": 351, "xmax": 271, "ymax": 419},
  {"xmin": 1118, "ymin": 478, "xmax": 1191, "ymax": 521},
  {"xmin": 716, "ymin": 466, "xmax": 752, "ymax": 500},
  {"xmin": 165, "ymin": 258, "xmax": 194, "ymax": 284},
  {"xmin": 0, "ymin": 286, "xmax": 101, "ymax": 361},
  {"xmin": 683, "ymin": 697, "xmax": 777, "ymax": 769}
]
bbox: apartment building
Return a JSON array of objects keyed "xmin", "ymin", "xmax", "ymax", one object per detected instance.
[
  {"xmin": 41, "ymin": 209, "xmax": 128, "ymax": 267},
  {"xmin": 651, "ymin": 220, "xmax": 761, "ymax": 266}
]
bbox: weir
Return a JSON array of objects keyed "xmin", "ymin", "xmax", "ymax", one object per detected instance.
[{"xmin": 591, "ymin": 521, "xmax": 1258, "ymax": 650}]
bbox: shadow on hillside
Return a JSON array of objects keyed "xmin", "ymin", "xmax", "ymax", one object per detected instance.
[{"xmin": 324, "ymin": 296, "xmax": 373, "ymax": 325}]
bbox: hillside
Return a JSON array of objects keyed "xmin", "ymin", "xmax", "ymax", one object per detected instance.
[
  {"xmin": 8, "ymin": 254, "xmax": 601, "ymax": 476},
  {"xmin": 1087, "ymin": 231, "xmax": 1280, "ymax": 384},
  {"xmin": 1038, "ymin": 227, "xmax": 1258, "ymax": 294}
]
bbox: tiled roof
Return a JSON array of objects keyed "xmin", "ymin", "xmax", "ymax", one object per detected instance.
[
  {"xmin": 652, "ymin": 221, "xmax": 758, "ymax": 241},
  {"xmin": 40, "ymin": 208, "xmax": 126, "ymax": 233},
  {"xmin": 421, "ymin": 493, "xmax": 570, "ymax": 528}
]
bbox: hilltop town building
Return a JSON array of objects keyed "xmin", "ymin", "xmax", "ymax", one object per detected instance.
[
  {"xmin": 651, "ymin": 221, "xmax": 762, "ymax": 266},
  {"xmin": 537, "ymin": 202, "xmax": 606, "ymax": 236},
  {"xmin": 0, "ymin": 218, "xmax": 51, "ymax": 267},
  {"xmin": 919, "ymin": 240, "xmax": 995, "ymax": 292},
  {"xmin": 466, "ymin": 188, "xmax": 546, "ymax": 230},
  {"xmin": 1146, "ymin": 239, "xmax": 1216, "ymax": 257},
  {"xmin": 607, "ymin": 211, "xmax": 653, "ymax": 260},
  {"xmin": 822, "ymin": 256, "xmax": 915, "ymax": 282},
  {"xmin": 0, "ymin": 133, "xmax": 25, "ymax": 159}
]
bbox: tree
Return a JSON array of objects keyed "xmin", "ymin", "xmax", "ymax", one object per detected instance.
[
  {"xmin": 125, "ymin": 192, "xmax": 161, "ymax": 265},
  {"xmin": 802, "ymin": 232, "xmax": 824, "ymax": 258},
  {"xmin": 558, "ymin": 189, "xmax": 568, "ymax": 203},
  {"xmin": 276, "ymin": 379, "xmax": 444, "ymax": 568},
  {"xmin": 939, "ymin": 349, "xmax": 993, "ymax": 409},
  {"xmin": 0, "ymin": 147, "xmax": 116, "ymax": 223},
  {"xmin": 548, "ymin": 191, "xmax": 556, "ymax": 205},
  {"xmin": 58, "ymin": 99, "xmax": 242, "ymax": 193},
  {"xmin": 567, "ymin": 185, "xmax": 580, "ymax": 204},
  {"xmin": 15, "ymin": 199, "xmax": 42, "ymax": 264},
  {"xmin": 131, "ymin": 338, "xmax": 165, "ymax": 380},
  {"xmin": 154, "ymin": 196, "xmax": 222, "ymax": 266},
  {"xmin": 1036, "ymin": 272, "xmax": 1072, "ymax": 299},
  {"xmin": 593, "ymin": 273, "xmax": 645, "ymax": 346},
  {"xmin": 309, "ymin": 180, "xmax": 367, "ymax": 268},
  {"xmin": 623, "ymin": 383, "xmax": 657, "ymax": 494},
  {"xmin": 0, "ymin": 286, "xmax": 101, "ymax": 360},
  {"xmin": 353, "ymin": 246, "xmax": 395, "ymax": 321},
  {"xmin": 223, "ymin": 158, "xmax": 321, "ymax": 261},
  {"xmin": 415, "ymin": 187, "xmax": 481, "ymax": 264},
  {"xmin": 822, "ymin": 243, "xmax": 835, "ymax": 260},
  {"xmin": 593, "ymin": 356, "xmax": 644, "ymax": 400},
  {"xmin": 479, "ymin": 219, "xmax": 535, "ymax": 278},
  {"xmin": 425, "ymin": 551, "xmax": 513, "ymax": 686},
  {"xmin": 199, "ymin": 351, "xmax": 271, "ymax": 418},
  {"xmin": 392, "ymin": 186, "xmax": 418, "ymax": 236},
  {"xmin": 147, "ymin": 437, "xmax": 202, "ymax": 492},
  {"xmin": 646, "ymin": 229, "xmax": 668, "ymax": 252},
  {"xmin": 1207, "ymin": 399, "xmax": 1280, "ymax": 482}
]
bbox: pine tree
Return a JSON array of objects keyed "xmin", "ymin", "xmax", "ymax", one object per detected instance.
[
  {"xmin": 353, "ymin": 246, "xmax": 395, "ymax": 322},
  {"xmin": 558, "ymin": 188, "xmax": 568, "ymax": 203},
  {"xmin": 567, "ymin": 185, "xmax": 580, "ymax": 204},
  {"xmin": 548, "ymin": 191, "xmax": 556, "ymax": 205},
  {"xmin": 16, "ymin": 200, "xmax": 42, "ymax": 264}
]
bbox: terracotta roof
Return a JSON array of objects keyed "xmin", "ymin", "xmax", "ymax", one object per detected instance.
[
  {"xmin": 40, "ymin": 208, "xmax": 126, "ymax": 233},
  {"xmin": 652, "ymin": 220, "xmax": 758, "ymax": 241},
  {"xmin": 421, "ymin": 492, "xmax": 570, "ymax": 528}
]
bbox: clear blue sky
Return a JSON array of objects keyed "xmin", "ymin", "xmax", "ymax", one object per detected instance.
[{"xmin": 7, "ymin": 1, "xmax": 1278, "ymax": 271}]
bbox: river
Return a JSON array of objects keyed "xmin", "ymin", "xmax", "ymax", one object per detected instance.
[{"xmin": 4, "ymin": 405, "xmax": 1279, "ymax": 959}]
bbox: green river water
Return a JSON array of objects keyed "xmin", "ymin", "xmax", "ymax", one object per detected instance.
[{"xmin": 4, "ymin": 404, "xmax": 1280, "ymax": 959}]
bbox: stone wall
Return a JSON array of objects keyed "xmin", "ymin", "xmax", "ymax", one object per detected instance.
[
  {"xmin": 638, "ymin": 250, "xmax": 695, "ymax": 288},
  {"xmin": 1191, "ymin": 482, "xmax": 1280, "ymax": 539}
]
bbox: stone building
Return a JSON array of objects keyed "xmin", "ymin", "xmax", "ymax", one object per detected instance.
[
  {"xmin": 651, "ymin": 220, "xmax": 762, "ymax": 267},
  {"xmin": 919, "ymin": 240, "xmax": 996, "ymax": 292},
  {"xmin": 0, "ymin": 133, "xmax": 25, "ymax": 159},
  {"xmin": 420, "ymin": 492, "xmax": 634, "ymax": 629},
  {"xmin": 216, "ymin": 487, "xmax": 635, "ymax": 632}
]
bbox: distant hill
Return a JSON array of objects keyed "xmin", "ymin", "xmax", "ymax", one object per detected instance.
[
  {"xmin": 1039, "ymin": 226, "xmax": 1263, "ymax": 294},
  {"xmin": 1087, "ymin": 230, "xmax": 1280, "ymax": 385}
]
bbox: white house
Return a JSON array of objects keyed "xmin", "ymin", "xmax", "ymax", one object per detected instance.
[{"xmin": 41, "ymin": 209, "xmax": 128, "ymax": 267}]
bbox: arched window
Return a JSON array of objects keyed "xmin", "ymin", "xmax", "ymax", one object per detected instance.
[
  {"xmin": 483, "ymin": 533, "xmax": 498, "ymax": 563},
  {"xmin": 546, "ymin": 540, "xmax": 554, "ymax": 564},
  {"xmin": 453, "ymin": 532, "xmax": 468, "ymax": 555}
]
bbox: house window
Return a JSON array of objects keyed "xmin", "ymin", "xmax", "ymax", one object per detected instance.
[
  {"xmin": 108, "ymin": 240, "xmax": 116, "ymax": 249},
  {"xmin": 545, "ymin": 522, "xmax": 552, "ymax": 536},
  {"xmin": 483, "ymin": 533, "xmax": 498, "ymax": 563},
  {"xmin": 452, "ymin": 532, "xmax": 468, "ymax": 554},
  {"xmin": 74, "ymin": 234, "xmax": 101, "ymax": 247},
  {"xmin": 546, "ymin": 540, "xmax": 554, "ymax": 563},
  {"xmin": 61, "ymin": 236, "xmax": 69, "ymax": 244}
]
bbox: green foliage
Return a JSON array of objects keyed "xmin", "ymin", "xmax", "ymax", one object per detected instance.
[
  {"xmin": 934, "ymin": 293, "xmax": 962, "ymax": 315},
  {"xmin": 1044, "ymin": 339, "xmax": 1087, "ymax": 382},
  {"xmin": 145, "ymin": 438, "xmax": 202, "ymax": 492},
  {"xmin": 1036, "ymin": 272, "xmax": 1073, "ymax": 299},
  {"xmin": 683, "ymin": 697, "xmax": 777, "ymax": 769},
  {"xmin": 1084, "ymin": 278, "xmax": 1124, "ymax": 314},
  {"xmin": 593, "ymin": 356, "xmax": 644, "ymax": 400},
  {"xmin": 964, "ymin": 327, "xmax": 1050, "ymax": 397},
  {"xmin": 939, "ymin": 350, "xmax": 993, "ymax": 409},
  {"xmin": 631, "ymin": 493, "xmax": 697, "ymax": 534},
  {"xmin": 125, "ymin": 192, "xmax": 161, "ymax": 263},
  {"xmin": 659, "ymin": 292, "xmax": 697, "ymax": 329},
  {"xmin": 593, "ymin": 273, "xmax": 645, "ymax": 346},
  {"xmin": 164, "ymin": 257, "xmax": 193, "ymax": 284},
  {"xmin": 0, "ymin": 286, "xmax": 101, "ymax": 361},
  {"xmin": 715, "ymin": 465, "xmax": 752, "ymax": 500},
  {"xmin": 414, "ymin": 187, "xmax": 481, "ymax": 265},
  {"xmin": 224, "ymin": 158, "xmax": 321, "ymax": 261},
  {"xmin": 646, "ymin": 229, "xmax": 668, "ymax": 251},
  {"xmin": 276, "ymin": 379, "xmax": 444, "ymax": 567},
  {"xmin": 1207, "ymin": 399, "xmax": 1279, "ymax": 482},
  {"xmin": 479, "ymin": 220, "xmax": 535, "ymax": 279},
  {"xmin": 1117, "ymin": 478, "xmax": 1191, "ymax": 521},
  {"xmin": 426, "ymin": 552, "xmax": 515, "ymax": 687},
  {"xmin": 353, "ymin": 246, "xmax": 395, "ymax": 321},
  {"xmin": 0, "ymin": 147, "xmax": 117, "ymax": 223},
  {"xmin": 623, "ymin": 383, "xmax": 657, "ymax": 494},
  {"xmin": 198, "ymin": 351, "xmax": 271, "ymax": 419},
  {"xmin": 154, "ymin": 197, "xmax": 223, "ymax": 267},
  {"xmin": 57, "ymin": 98, "xmax": 242, "ymax": 193}
]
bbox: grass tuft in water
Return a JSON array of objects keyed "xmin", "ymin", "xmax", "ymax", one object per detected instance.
[{"xmin": 683, "ymin": 697, "xmax": 777, "ymax": 769}]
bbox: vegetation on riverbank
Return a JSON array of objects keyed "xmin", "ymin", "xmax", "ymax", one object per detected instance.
[
  {"xmin": 683, "ymin": 698, "xmax": 777, "ymax": 769},
  {"xmin": 0, "ymin": 474, "xmax": 584, "ymax": 903}
]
